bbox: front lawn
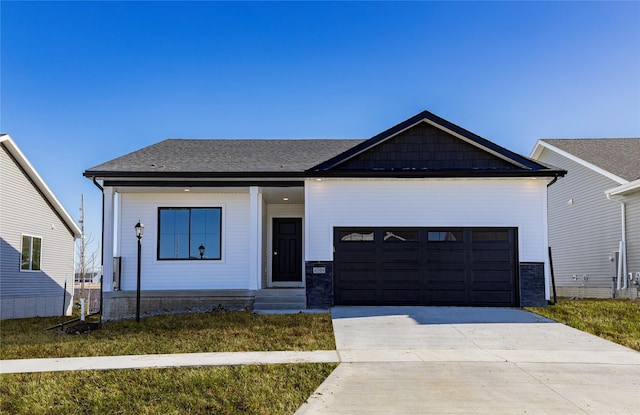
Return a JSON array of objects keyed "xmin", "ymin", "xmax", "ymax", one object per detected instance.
[
  {"xmin": 526, "ymin": 298, "xmax": 640, "ymax": 352},
  {"xmin": 0, "ymin": 311, "xmax": 336, "ymax": 359},
  {"xmin": 0, "ymin": 311, "xmax": 337, "ymax": 414},
  {"xmin": 1, "ymin": 364, "xmax": 337, "ymax": 415}
]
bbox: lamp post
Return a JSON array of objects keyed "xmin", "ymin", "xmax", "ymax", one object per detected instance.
[
  {"xmin": 198, "ymin": 244, "xmax": 205, "ymax": 259},
  {"xmin": 135, "ymin": 220, "xmax": 144, "ymax": 322}
]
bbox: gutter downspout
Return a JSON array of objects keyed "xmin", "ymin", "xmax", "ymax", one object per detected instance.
[
  {"xmin": 546, "ymin": 174, "xmax": 561, "ymax": 304},
  {"xmin": 92, "ymin": 177, "xmax": 105, "ymax": 325},
  {"xmin": 606, "ymin": 193, "xmax": 627, "ymax": 290}
]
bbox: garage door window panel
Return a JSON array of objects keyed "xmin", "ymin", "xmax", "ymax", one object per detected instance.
[
  {"xmin": 427, "ymin": 231, "xmax": 462, "ymax": 242},
  {"xmin": 472, "ymin": 231, "xmax": 509, "ymax": 242},
  {"xmin": 383, "ymin": 230, "xmax": 418, "ymax": 242},
  {"xmin": 340, "ymin": 231, "xmax": 375, "ymax": 242}
]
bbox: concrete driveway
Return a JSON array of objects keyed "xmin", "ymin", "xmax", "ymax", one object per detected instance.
[{"xmin": 296, "ymin": 306, "xmax": 640, "ymax": 415}]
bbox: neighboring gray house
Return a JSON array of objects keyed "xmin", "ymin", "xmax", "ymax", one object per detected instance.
[
  {"xmin": 85, "ymin": 111, "xmax": 565, "ymax": 320},
  {"xmin": 0, "ymin": 134, "xmax": 81, "ymax": 319},
  {"xmin": 531, "ymin": 138, "xmax": 640, "ymax": 299}
]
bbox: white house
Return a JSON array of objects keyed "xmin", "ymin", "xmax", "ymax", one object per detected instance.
[
  {"xmin": 531, "ymin": 138, "xmax": 640, "ymax": 299},
  {"xmin": 84, "ymin": 111, "xmax": 565, "ymax": 320},
  {"xmin": 1, "ymin": 134, "xmax": 81, "ymax": 319}
]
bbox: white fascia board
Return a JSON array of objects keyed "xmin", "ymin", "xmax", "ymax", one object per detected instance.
[
  {"xmin": 0, "ymin": 134, "xmax": 82, "ymax": 238},
  {"xmin": 530, "ymin": 140, "xmax": 627, "ymax": 185},
  {"xmin": 606, "ymin": 179, "xmax": 640, "ymax": 197}
]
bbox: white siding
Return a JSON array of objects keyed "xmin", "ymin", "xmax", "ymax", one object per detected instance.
[
  {"xmin": 117, "ymin": 192, "xmax": 251, "ymax": 290},
  {"xmin": 305, "ymin": 178, "xmax": 548, "ymax": 263},
  {"xmin": 537, "ymin": 148, "xmax": 622, "ymax": 287},
  {"xmin": 0, "ymin": 144, "xmax": 76, "ymax": 319},
  {"xmin": 625, "ymin": 194, "xmax": 640, "ymax": 276}
]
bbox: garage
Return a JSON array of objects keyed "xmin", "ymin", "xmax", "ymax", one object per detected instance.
[{"xmin": 333, "ymin": 227, "xmax": 519, "ymax": 307}]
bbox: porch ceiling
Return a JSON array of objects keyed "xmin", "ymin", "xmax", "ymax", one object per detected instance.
[
  {"xmin": 261, "ymin": 186, "xmax": 304, "ymax": 204},
  {"xmin": 112, "ymin": 185, "xmax": 304, "ymax": 204}
]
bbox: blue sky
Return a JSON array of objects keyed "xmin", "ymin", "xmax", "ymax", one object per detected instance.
[{"xmin": 2, "ymin": 1, "xmax": 639, "ymax": 251}]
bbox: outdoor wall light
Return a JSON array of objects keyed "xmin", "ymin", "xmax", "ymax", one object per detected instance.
[{"xmin": 199, "ymin": 244, "xmax": 205, "ymax": 259}]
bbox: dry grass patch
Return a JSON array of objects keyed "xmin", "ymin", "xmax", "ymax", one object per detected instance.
[
  {"xmin": 0, "ymin": 311, "xmax": 336, "ymax": 359},
  {"xmin": 527, "ymin": 298, "xmax": 640, "ymax": 351},
  {"xmin": 1, "ymin": 363, "xmax": 337, "ymax": 415}
]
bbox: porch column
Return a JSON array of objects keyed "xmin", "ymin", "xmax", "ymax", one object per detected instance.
[
  {"xmin": 102, "ymin": 186, "xmax": 115, "ymax": 292},
  {"xmin": 249, "ymin": 186, "xmax": 262, "ymax": 290}
]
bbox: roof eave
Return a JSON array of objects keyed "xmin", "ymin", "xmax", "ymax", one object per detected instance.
[
  {"xmin": 307, "ymin": 169, "xmax": 566, "ymax": 179},
  {"xmin": 84, "ymin": 170, "xmax": 308, "ymax": 179},
  {"xmin": 606, "ymin": 179, "xmax": 640, "ymax": 197},
  {"xmin": 1, "ymin": 135, "xmax": 82, "ymax": 238},
  {"xmin": 532, "ymin": 140, "xmax": 628, "ymax": 185}
]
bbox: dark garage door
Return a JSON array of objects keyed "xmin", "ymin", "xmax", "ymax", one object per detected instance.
[{"xmin": 334, "ymin": 227, "xmax": 518, "ymax": 307}]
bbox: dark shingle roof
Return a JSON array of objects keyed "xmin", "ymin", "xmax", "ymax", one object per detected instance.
[
  {"xmin": 541, "ymin": 138, "xmax": 640, "ymax": 181},
  {"xmin": 85, "ymin": 139, "xmax": 365, "ymax": 177}
]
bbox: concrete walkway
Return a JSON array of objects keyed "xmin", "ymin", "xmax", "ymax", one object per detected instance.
[
  {"xmin": 295, "ymin": 306, "xmax": 640, "ymax": 415},
  {"xmin": 0, "ymin": 350, "xmax": 339, "ymax": 374}
]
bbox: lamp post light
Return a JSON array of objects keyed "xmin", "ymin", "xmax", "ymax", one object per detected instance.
[
  {"xmin": 198, "ymin": 244, "xmax": 205, "ymax": 259},
  {"xmin": 134, "ymin": 220, "xmax": 144, "ymax": 323}
]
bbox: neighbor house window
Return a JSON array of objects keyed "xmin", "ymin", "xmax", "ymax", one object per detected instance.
[
  {"xmin": 21, "ymin": 235, "xmax": 42, "ymax": 271},
  {"xmin": 158, "ymin": 208, "xmax": 221, "ymax": 260}
]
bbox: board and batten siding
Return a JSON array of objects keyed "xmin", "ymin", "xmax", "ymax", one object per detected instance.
[
  {"xmin": 116, "ymin": 192, "xmax": 251, "ymax": 291},
  {"xmin": 537, "ymin": 148, "xmax": 622, "ymax": 288},
  {"xmin": 305, "ymin": 178, "xmax": 548, "ymax": 263},
  {"xmin": 0, "ymin": 144, "xmax": 76, "ymax": 319}
]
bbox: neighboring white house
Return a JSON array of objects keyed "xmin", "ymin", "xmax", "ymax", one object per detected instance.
[
  {"xmin": 0, "ymin": 134, "xmax": 81, "ymax": 319},
  {"xmin": 531, "ymin": 138, "xmax": 640, "ymax": 299},
  {"xmin": 84, "ymin": 111, "xmax": 565, "ymax": 320}
]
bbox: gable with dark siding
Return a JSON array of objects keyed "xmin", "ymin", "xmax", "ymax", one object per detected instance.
[
  {"xmin": 327, "ymin": 121, "xmax": 519, "ymax": 172},
  {"xmin": 307, "ymin": 110, "xmax": 565, "ymax": 178}
]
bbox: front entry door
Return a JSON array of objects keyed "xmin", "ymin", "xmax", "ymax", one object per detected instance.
[{"xmin": 272, "ymin": 218, "xmax": 303, "ymax": 283}]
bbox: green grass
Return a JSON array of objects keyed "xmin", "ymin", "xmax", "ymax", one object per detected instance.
[
  {"xmin": 1, "ymin": 312, "xmax": 337, "ymax": 414},
  {"xmin": 527, "ymin": 298, "xmax": 640, "ymax": 351},
  {"xmin": 0, "ymin": 311, "xmax": 336, "ymax": 359},
  {"xmin": 0, "ymin": 363, "xmax": 337, "ymax": 415}
]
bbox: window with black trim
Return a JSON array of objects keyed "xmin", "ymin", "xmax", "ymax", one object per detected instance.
[
  {"xmin": 21, "ymin": 235, "xmax": 42, "ymax": 271},
  {"xmin": 158, "ymin": 208, "xmax": 221, "ymax": 260}
]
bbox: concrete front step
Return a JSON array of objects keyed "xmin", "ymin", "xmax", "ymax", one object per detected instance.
[
  {"xmin": 254, "ymin": 296, "xmax": 307, "ymax": 304},
  {"xmin": 256, "ymin": 288, "xmax": 306, "ymax": 297},
  {"xmin": 254, "ymin": 289, "xmax": 307, "ymax": 311},
  {"xmin": 254, "ymin": 303, "xmax": 307, "ymax": 310}
]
